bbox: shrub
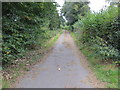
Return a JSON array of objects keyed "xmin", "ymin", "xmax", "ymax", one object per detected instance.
[{"xmin": 73, "ymin": 6, "xmax": 119, "ymax": 63}]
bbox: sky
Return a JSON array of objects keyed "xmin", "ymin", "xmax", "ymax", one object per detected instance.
[
  {"xmin": 88, "ymin": 0, "xmax": 110, "ymax": 12},
  {"xmin": 55, "ymin": 0, "xmax": 110, "ymax": 13}
]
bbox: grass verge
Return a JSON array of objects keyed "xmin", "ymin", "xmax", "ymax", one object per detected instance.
[
  {"xmin": 2, "ymin": 30, "xmax": 62, "ymax": 88},
  {"xmin": 71, "ymin": 32, "xmax": 118, "ymax": 88}
]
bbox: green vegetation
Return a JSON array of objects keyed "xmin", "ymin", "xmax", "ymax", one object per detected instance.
[
  {"xmin": 73, "ymin": 5, "xmax": 119, "ymax": 64},
  {"xmin": 2, "ymin": 2, "xmax": 62, "ymax": 88},
  {"xmin": 71, "ymin": 32, "xmax": 118, "ymax": 88},
  {"xmin": 61, "ymin": 1, "xmax": 90, "ymax": 31},
  {"xmin": 2, "ymin": 2, "xmax": 61, "ymax": 65},
  {"xmin": 69, "ymin": 3, "xmax": 119, "ymax": 88},
  {"xmin": 1, "ymin": 1, "xmax": 119, "ymax": 89},
  {"xmin": 2, "ymin": 32, "xmax": 61, "ymax": 88}
]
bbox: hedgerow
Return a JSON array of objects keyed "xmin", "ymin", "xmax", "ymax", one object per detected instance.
[
  {"xmin": 74, "ymin": 6, "xmax": 120, "ymax": 63},
  {"xmin": 2, "ymin": 2, "xmax": 60, "ymax": 65}
]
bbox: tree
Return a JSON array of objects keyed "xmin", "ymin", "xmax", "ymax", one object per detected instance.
[{"xmin": 61, "ymin": 1, "xmax": 90, "ymax": 25}]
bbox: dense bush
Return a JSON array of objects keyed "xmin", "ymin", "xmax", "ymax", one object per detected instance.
[
  {"xmin": 2, "ymin": 2, "xmax": 61, "ymax": 65},
  {"xmin": 73, "ymin": 6, "xmax": 120, "ymax": 63}
]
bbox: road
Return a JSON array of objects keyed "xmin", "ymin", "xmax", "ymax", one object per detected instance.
[{"xmin": 15, "ymin": 32, "xmax": 105, "ymax": 88}]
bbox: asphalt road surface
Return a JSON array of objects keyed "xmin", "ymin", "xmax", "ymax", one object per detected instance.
[{"xmin": 15, "ymin": 32, "xmax": 102, "ymax": 88}]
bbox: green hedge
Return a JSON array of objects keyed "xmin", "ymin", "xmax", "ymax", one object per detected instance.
[
  {"xmin": 2, "ymin": 2, "xmax": 60, "ymax": 65},
  {"xmin": 73, "ymin": 6, "xmax": 120, "ymax": 63}
]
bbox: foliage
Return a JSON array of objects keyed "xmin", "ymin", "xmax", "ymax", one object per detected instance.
[
  {"xmin": 73, "ymin": 6, "xmax": 120, "ymax": 63},
  {"xmin": 2, "ymin": 2, "xmax": 61, "ymax": 65},
  {"xmin": 61, "ymin": 1, "xmax": 90, "ymax": 27}
]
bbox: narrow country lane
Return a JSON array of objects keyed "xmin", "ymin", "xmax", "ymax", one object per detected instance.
[
  {"xmin": 2, "ymin": 2, "xmax": 118, "ymax": 89},
  {"xmin": 15, "ymin": 32, "xmax": 104, "ymax": 88}
]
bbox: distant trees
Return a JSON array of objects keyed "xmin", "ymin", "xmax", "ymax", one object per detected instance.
[{"xmin": 61, "ymin": 1, "xmax": 90, "ymax": 29}]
